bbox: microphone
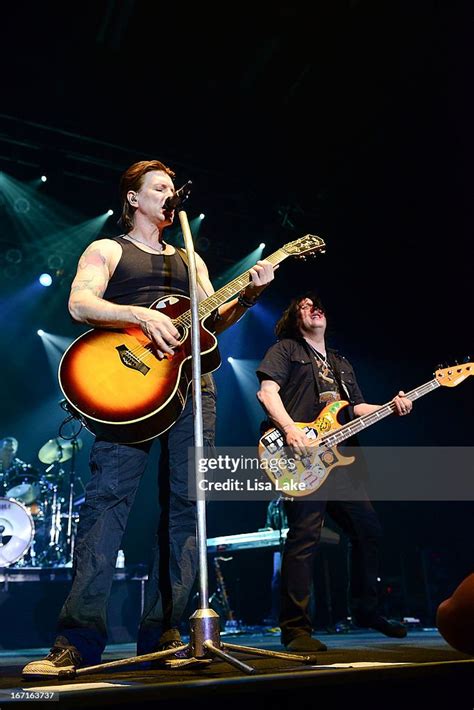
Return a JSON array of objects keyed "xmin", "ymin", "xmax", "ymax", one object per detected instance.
[{"xmin": 164, "ymin": 180, "xmax": 192, "ymax": 211}]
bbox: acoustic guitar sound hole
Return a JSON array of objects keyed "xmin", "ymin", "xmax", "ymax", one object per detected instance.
[{"xmin": 175, "ymin": 325, "xmax": 187, "ymax": 344}]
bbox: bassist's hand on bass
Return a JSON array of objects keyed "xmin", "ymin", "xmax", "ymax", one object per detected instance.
[
  {"xmin": 282, "ymin": 423, "xmax": 314, "ymax": 458},
  {"xmin": 392, "ymin": 390, "xmax": 413, "ymax": 416}
]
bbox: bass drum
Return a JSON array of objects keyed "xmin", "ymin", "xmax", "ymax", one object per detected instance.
[{"xmin": 0, "ymin": 497, "xmax": 35, "ymax": 566}]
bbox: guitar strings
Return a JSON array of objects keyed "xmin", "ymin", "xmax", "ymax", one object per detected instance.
[
  {"xmin": 121, "ymin": 241, "xmax": 323, "ymax": 361},
  {"xmin": 124, "ymin": 250, "xmax": 287, "ymax": 361}
]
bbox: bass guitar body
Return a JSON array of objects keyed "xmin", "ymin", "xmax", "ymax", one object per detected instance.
[
  {"xmin": 59, "ymin": 294, "xmax": 221, "ymax": 443},
  {"xmin": 258, "ymin": 400, "xmax": 355, "ymax": 496}
]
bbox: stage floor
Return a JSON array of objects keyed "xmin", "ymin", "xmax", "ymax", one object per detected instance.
[{"xmin": 1, "ymin": 629, "xmax": 473, "ymax": 709}]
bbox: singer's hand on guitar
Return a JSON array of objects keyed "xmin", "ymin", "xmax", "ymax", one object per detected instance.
[
  {"xmin": 132, "ymin": 306, "xmax": 181, "ymax": 359},
  {"xmin": 246, "ymin": 260, "xmax": 277, "ymax": 298}
]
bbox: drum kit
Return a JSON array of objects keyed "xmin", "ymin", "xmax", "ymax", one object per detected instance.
[{"xmin": 0, "ymin": 436, "xmax": 82, "ymax": 568}]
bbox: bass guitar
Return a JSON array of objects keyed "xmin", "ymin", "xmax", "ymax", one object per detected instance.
[
  {"xmin": 258, "ymin": 363, "xmax": 472, "ymax": 497},
  {"xmin": 59, "ymin": 234, "xmax": 326, "ymax": 443}
]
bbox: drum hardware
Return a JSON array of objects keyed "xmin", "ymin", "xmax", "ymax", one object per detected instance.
[
  {"xmin": 63, "ymin": 437, "xmax": 81, "ymax": 563},
  {"xmin": 34, "ymin": 434, "xmax": 83, "ymax": 567},
  {"xmin": 0, "ymin": 431, "xmax": 84, "ymax": 568}
]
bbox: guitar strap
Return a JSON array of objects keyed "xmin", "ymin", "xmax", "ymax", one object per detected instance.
[
  {"xmin": 177, "ymin": 248, "xmax": 221, "ymax": 333},
  {"xmin": 177, "ymin": 248, "xmax": 211, "ymax": 296},
  {"xmin": 302, "ymin": 341, "xmax": 362, "ymax": 451}
]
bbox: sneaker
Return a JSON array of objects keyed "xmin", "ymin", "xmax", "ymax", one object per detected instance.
[
  {"xmin": 22, "ymin": 642, "xmax": 82, "ymax": 679},
  {"xmin": 284, "ymin": 634, "xmax": 328, "ymax": 652},
  {"xmin": 353, "ymin": 614, "xmax": 407, "ymax": 639}
]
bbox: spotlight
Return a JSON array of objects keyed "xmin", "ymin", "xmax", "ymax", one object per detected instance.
[
  {"xmin": 39, "ymin": 273, "xmax": 53, "ymax": 287},
  {"xmin": 227, "ymin": 356, "xmax": 234, "ymax": 363},
  {"xmin": 37, "ymin": 329, "xmax": 45, "ymax": 337},
  {"xmin": 41, "ymin": 175, "xmax": 47, "ymax": 183},
  {"xmin": 199, "ymin": 213, "xmax": 205, "ymax": 220},
  {"xmin": 259, "ymin": 243, "xmax": 265, "ymax": 249},
  {"xmin": 107, "ymin": 209, "xmax": 114, "ymax": 216}
]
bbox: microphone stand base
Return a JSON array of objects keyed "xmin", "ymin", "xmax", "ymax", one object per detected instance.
[{"xmin": 66, "ymin": 608, "xmax": 318, "ymax": 679}]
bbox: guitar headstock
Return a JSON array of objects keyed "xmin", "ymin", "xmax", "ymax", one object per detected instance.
[
  {"xmin": 282, "ymin": 234, "xmax": 326, "ymax": 260},
  {"xmin": 435, "ymin": 361, "xmax": 473, "ymax": 387}
]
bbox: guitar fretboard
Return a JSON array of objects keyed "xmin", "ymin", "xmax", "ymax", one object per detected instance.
[
  {"xmin": 172, "ymin": 249, "xmax": 288, "ymax": 327},
  {"xmin": 320, "ymin": 379, "xmax": 441, "ymax": 449}
]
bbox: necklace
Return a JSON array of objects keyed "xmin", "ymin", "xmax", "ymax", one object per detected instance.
[
  {"xmin": 125, "ymin": 234, "xmax": 165, "ymax": 253},
  {"xmin": 306, "ymin": 342, "xmax": 333, "ymax": 383}
]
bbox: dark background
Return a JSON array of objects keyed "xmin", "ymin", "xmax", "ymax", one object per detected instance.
[{"xmin": 0, "ymin": 1, "xmax": 472, "ymax": 626}]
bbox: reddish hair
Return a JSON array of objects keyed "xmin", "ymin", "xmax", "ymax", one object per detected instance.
[{"xmin": 119, "ymin": 160, "xmax": 176, "ymax": 231}]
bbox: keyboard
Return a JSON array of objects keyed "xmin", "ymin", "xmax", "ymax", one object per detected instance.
[{"xmin": 207, "ymin": 526, "xmax": 340, "ymax": 553}]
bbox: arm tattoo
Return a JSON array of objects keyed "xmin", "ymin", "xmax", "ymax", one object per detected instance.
[
  {"xmin": 72, "ymin": 247, "xmax": 109, "ymax": 297},
  {"xmin": 78, "ymin": 247, "xmax": 107, "ymax": 270},
  {"xmin": 70, "ymin": 277, "xmax": 107, "ymax": 297}
]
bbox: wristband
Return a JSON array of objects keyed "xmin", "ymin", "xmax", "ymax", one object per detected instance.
[{"xmin": 237, "ymin": 290, "xmax": 258, "ymax": 308}]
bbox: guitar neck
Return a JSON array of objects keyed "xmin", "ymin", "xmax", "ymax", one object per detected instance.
[
  {"xmin": 321, "ymin": 378, "xmax": 441, "ymax": 448},
  {"xmin": 174, "ymin": 248, "xmax": 290, "ymax": 325}
]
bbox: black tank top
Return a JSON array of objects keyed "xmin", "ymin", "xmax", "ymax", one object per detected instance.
[{"xmin": 103, "ymin": 236, "xmax": 190, "ymax": 307}]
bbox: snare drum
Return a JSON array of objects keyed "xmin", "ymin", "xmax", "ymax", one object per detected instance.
[{"xmin": 0, "ymin": 497, "xmax": 35, "ymax": 566}]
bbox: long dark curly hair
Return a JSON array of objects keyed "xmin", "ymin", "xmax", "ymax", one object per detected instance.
[{"xmin": 275, "ymin": 291, "xmax": 325, "ymax": 339}]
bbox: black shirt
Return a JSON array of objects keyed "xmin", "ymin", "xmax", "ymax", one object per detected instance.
[
  {"xmin": 103, "ymin": 236, "xmax": 190, "ymax": 307},
  {"xmin": 256, "ymin": 337, "xmax": 365, "ymax": 424}
]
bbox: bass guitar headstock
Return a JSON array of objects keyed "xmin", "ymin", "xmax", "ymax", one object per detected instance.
[{"xmin": 435, "ymin": 360, "xmax": 473, "ymax": 387}]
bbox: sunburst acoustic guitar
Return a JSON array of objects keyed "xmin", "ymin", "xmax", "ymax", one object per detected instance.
[{"xmin": 59, "ymin": 234, "xmax": 326, "ymax": 444}]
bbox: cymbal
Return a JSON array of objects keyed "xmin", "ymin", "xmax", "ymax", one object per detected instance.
[{"xmin": 38, "ymin": 437, "xmax": 83, "ymax": 464}]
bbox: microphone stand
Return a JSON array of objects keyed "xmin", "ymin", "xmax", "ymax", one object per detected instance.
[{"xmin": 59, "ymin": 210, "xmax": 317, "ymax": 680}]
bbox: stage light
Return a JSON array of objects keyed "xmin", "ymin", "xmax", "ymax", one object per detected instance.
[
  {"xmin": 227, "ymin": 356, "xmax": 234, "ymax": 363},
  {"xmin": 259, "ymin": 243, "xmax": 265, "ymax": 249},
  {"xmin": 199, "ymin": 213, "xmax": 205, "ymax": 220},
  {"xmin": 37, "ymin": 329, "xmax": 45, "ymax": 337},
  {"xmin": 196, "ymin": 236, "xmax": 210, "ymax": 252},
  {"xmin": 39, "ymin": 273, "xmax": 53, "ymax": 287},
  {"xmin": 41, "ymin": 175, "xmax": 47, "ymax": 183},
  {"xmin": 13, "ymin": 197, "xmax": 30, "ymax": 214},
  {"xmin": 107, "ymin": 209, "xmax": 114, "ymax": 216},
  {"xmin": 47, "ymin": 254, "xmax": 64, "ymax": 270},
  {"xmin": 5, "ymin": 248, "xmax": 22, "ymax": 264}
]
